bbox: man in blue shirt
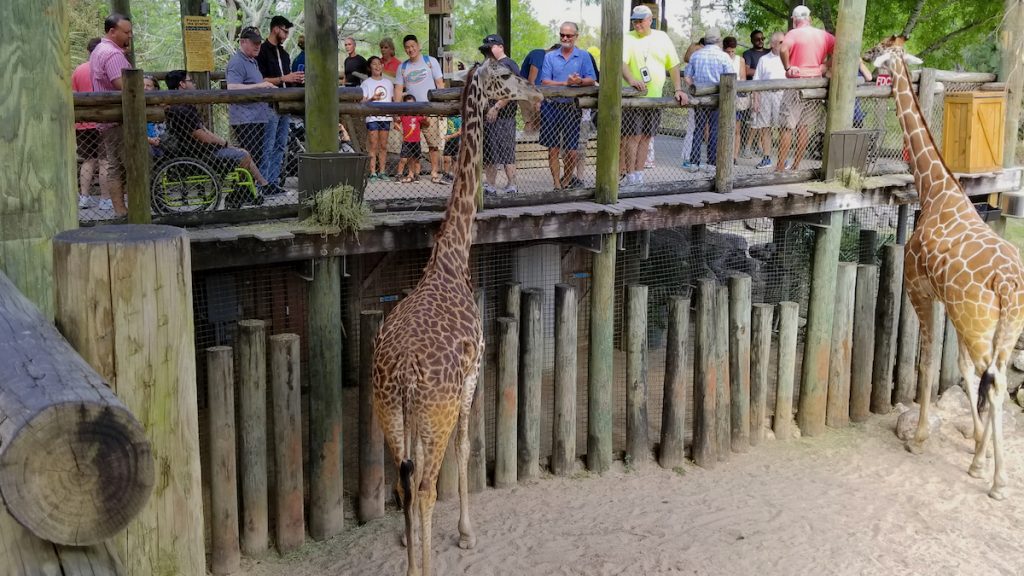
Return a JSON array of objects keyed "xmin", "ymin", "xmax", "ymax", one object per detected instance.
[
  {"xmin": 684, "ymin": 28, "xmax": 734, "ymax": 170},
  {"xmin": 539, "ymin": 21, "xmax": 596, "ymax": 189},
  {"xmin": 226, "ymin": 27, "xmax": 275, "ymax": 172}
]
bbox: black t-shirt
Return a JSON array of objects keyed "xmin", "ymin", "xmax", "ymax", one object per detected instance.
[
  {"xmin": 166, "ymin": 104, "xmax": 217, "ymax": 154},
  {"xmin": 257, "ymin": 40, "xmax": 293, "ymax": 86},
  {"xmin": 742, "ymin": 48, "xmax": 770, "ymax": 74},
  {"xmin": 344, "ymin": 54, "xmax": 369, "ymax": 87},
  {"xmin": 490, "ymin": 57, "xmax": 520, "ymax": 119}
]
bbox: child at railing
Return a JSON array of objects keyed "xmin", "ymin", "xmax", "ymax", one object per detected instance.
[
  {"xmin": 395, "ymin": 94, "xmax": 430, "ymax": 183},
  {"xmin": 442, "ymin": 114, "xmax": 462, "ymax": 183}
]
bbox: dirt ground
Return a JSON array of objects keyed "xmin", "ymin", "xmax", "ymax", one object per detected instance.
[{"xmin": 242, "ymin": 407, "xmax": 1024, "ymax": 576}]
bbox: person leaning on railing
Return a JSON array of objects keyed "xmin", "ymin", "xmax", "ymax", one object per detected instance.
[
  {"xmin": 226, "ymin": 26, "xmax": 275, "ymax": 175},
  {"xmin": 163, "ymin": 70, "xmax": 281, "ymax": 199},
  {"xmin": 89, "ymin": 13, "xmax": 134, "ymax": 217},
  {"xmin": 539, "ymin": 21, "xmax": 596, "ymax": 190}
]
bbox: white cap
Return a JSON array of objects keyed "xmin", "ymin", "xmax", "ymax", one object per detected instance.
[
  {"xmin": 630, "ymin": 4, "xmax": 653, "ymax": 20},
  {"xmin": 792, "ymin": 4, "xmax": 811, "ymax": 19},
  {"xmin": 704, "ymin": 27, "xmax": 721, "ymax": 44}
]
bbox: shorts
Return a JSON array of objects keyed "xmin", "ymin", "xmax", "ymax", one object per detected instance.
[
  {"xmin": 752, "ymin": 92, "xmax": 783, "ymax": 129},
  {"xmin": 76, "ymin": 128, "xmax": 100, "ymax": 160},
  {"xmin": 366, "ymin": 120, "xmax": 391, "ymax": 132},
  {"xmin": 423, "ymin": 119, "xmax": 444, "ymax": 150},
  {"xmin": 483, "ymin": 117, "xmax": 516, "ymax": 166},
  {"xmin": 99, "ymin": 125, "xmax": 123, "ymax": 182},
  {"xmin": 621, "ymin": 108, "xmax": 662, "ymax": 137},
  {"xmin": 444, "ymin": 137, "xmax": 460, "ymax": 157},
  {"xmin": 782, "ymin": 90, "xmax": 822, "ymax": 130},
  {"xmin": 538, "ymin": 101, "xmax": 582, "ymax": 150},
  {"xmin": 401, "ymin": 141, "xmax": 422, "ymax": 159}
]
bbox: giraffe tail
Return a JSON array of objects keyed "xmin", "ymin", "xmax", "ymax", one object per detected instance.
[{"xmin": 978, "ymin": 279, "xmax": 1018, "ymax": 412}]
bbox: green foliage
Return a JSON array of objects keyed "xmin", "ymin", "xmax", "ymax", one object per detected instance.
[
  {"xmin": 449, "ymin": 0, "xmax": 556, "ymax": 63},
  {"xmin": 68, "ymin": 0, "xmax": 109, "ymax": 66}
]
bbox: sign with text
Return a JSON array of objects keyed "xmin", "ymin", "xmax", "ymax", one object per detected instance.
[
  {"xmin": 183, "ymin": 16, "xmax": 214, "ymax": 72},
  {"xmin": 424, "ymin": 0, "xmax": 452, "ymax": 14},
  {"xmin": 441, "ymin": 16, "xmax": 454, "ymax": 46}
]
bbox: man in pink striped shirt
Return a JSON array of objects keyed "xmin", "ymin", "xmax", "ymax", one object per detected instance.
[
  {"xmin": 89, "ymin": 14, "xmax": 133, "ymax": 216},
  {"xmin": 73, "ymin": 38, "xmax": 104, "ymax": 210}
]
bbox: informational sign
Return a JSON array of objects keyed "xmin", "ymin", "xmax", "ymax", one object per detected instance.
[
  {"xmin": 183, "ymin": 16, "xmax": 214, "ymax": 72},
  {"xmin": 424, "ymin": 0, "xmax": 452, "ymax": 15},
  {"xmin": 441, "ymin": 16, "xmax": 454, "ymax": 46},
  {"xmin": 442, "ymin": 51, "xmax": 455, "ymax": 75}
]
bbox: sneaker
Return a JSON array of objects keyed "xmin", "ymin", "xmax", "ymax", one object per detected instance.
[
  {"xmin": 564, "ymin": 176, "xmax": 585, "ymax": 189},
  {"xmin": 682, "ymin": 161, "xmax": 699, "ymax": 173},
  {"xmin": 502, "ymin": 185, "xmax": 518, "ymax": 195},
  {"xmin": 756, "ymin": 156, "xmax": 773, "ymax": 169},
  {"xmin": 483, "ymin": 183, "xmax": 499, "ymax": 196},
  {"xmin": 261, "ymin": 183, "xmax": 287, "ymax": 196},
  {"xmin": 97, "ymin": 198, "xmax": 113, "ymax": 211},
  {"xmin": 633, "ymin": 172, "xmax": 644, "ymax": 185},
  {"xmin": 619, "ymin": 173, "xmax": 635, "ymax": 186},
  {"xmin": 78, "ymin": 195, "xmax": 95, "ymax": 209},
  {"xmin": 441, "ymin": 173, "xmax": 454, "ymax": 183}
]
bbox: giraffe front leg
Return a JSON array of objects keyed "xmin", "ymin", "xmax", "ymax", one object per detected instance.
[{"xmin": 908, "ymin": 300, "xmax": 939, "ymax": 454}]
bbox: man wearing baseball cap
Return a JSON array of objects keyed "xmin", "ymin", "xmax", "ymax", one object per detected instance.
[
  {"xmin": 479, "ymin": 34, "xmax": 523, "ymax": 195},
  {"xmin": 620, "ymin": 4, "xmax": 686, "ymax": 187},
  {"xmin": 226, "ymin": 25, "xmax": 277, "ymax": 197}
]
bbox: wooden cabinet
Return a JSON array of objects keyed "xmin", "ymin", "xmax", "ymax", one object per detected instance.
[{"xmin": 942, "ymin": 91, "xmax": 1005, "ymax": 174}]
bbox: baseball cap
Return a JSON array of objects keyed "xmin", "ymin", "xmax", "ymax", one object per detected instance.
[
  {"xmin": 704, "ymin": 27, "xmax": 721, "ymax": 44},
  {"xmin": 239, "ymin": 26, "xmax": 262, "ymax": 43},
  {"xmin": 630, "ymin": 5, "xmax": 653, "ymax": 20},
  {"xmin": 270, "ymin": 15, "xmax": 294, "ymax": 29},
  {"xmin": 479, "ymin": 33, "xmax": 504, "ymax": 56},
  {"xmin": 792, "ymin": 5, "xmax": 811, "ymax": 18}
]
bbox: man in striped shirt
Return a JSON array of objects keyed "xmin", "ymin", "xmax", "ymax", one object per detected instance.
[
  {"xmin": 89, "ymin": 13, "xmax": 133, "ymax": 217},
  {"xmin": 683, "ymin": 28, "xmax": 734, "ymax": 170}
]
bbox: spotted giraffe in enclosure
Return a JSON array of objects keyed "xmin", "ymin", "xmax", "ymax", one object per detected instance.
[
  {"xmin": 372, "ymin": 60, "xmax": 542, "ymax": 576},
  {"xmin": 872, "ymin": 35, "xmax": 1024, "ymax": 499}
]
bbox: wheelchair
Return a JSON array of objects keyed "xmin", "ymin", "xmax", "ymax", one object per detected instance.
[{"xmin": 150, "ymin": 139, "xmax": 262, "ymax": 215}]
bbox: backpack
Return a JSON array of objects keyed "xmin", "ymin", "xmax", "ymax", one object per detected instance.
[{"xmin": 399, "ymin": 55, "xmax": 434, "ymax": 79}]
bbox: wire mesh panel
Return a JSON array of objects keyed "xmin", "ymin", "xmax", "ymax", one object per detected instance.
[{"xmin": 733, "ymin": 89, "xmax": 828, "ymax": 176}]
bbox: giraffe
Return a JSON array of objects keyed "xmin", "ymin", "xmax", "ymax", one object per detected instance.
[
  {"xmin": 872, "ymin": 35, "xmax": 1024, "ymax": 500},
  {"xmin": 372, "ymin": 60, "xmax": 541, "ymax": 576}
]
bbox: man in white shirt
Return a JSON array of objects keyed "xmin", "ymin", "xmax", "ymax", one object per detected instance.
[
  {"xmin": 394, "ymin": 34, "xmax": 446, "ymax": 183},
  {"xmin": 751, "ymin": 32, "xmax": 786, "ymax": 169}
]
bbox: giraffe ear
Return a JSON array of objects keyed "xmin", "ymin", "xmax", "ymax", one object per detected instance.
[
  {"xmin": 451, "ymin": 68, "xmax": 470, "ymax": 83},
  {"xmin": 873, "ymin": 51, "xmax": 892, "ymax": 69},
  {"xmin": 903, "ymin": 52, "xmax": 923, "ymax": 66}
]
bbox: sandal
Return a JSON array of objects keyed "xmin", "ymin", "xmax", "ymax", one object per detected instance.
[
  {"xmin": 400, "ymin": 175, "xmax": 416, "ymax": 183},
  {"xmin": 430, "ymin": 174, "xmax": 443, "ymax": 184}
]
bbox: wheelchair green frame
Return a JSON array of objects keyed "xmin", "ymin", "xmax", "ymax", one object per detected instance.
[{"xmin": 150, "ymin": 157, "xmax": 260, "ymax": 214}]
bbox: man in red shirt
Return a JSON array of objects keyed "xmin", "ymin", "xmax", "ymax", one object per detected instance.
[
  {"xmin": 89, "ymin": 14, "xmax": 133, "ymax": 216},
  {"xmin": 72, "ymin": 38, "xmax": 103, "ymax": 210},
  {"xmin": 777, "ymin": 5, "xmax": 835, "ymax": 172}
]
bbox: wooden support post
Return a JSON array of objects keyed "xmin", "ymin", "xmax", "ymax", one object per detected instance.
[
  {"xmin": 774, "ymin": 302, "xmax": 799, "ymax": 441},
  {"xmin": 469, "ymin": 290, "xmax": 487, "ymax": 492},
  {"xmin": 518, "ymin": 288, "xmax": 543, "ymax": 480},
  {"xmin": 917, "ymin": 68, "xmax": 938, "ymax": 126},
  {"xmin": 896, "ymin": 205, "xmax": 911, "ymax": 245},
  {"xmin": 494, "ymin": 317, "xmax": 519, "ymax": 489},
  {"xmin": 304, "ymin": 0, "xmax": 339, "ymax": 153},
  {"xmin": 53, "ymin": 225, "xmax": 204, "ymax": 575},
  {"xmin": 595, "ymin": 0, "xmax": 623, "ymax": 204},
  {"xmin": 895, "ymin": 288, "xmax": 920, "ymax": 406},
  {"xmin": 728, "ymin": 274, "xmax": 752, "ymax": 453},
  {"xmin": 358, "ymin": 311, "xmax": 385, "ymax": 521},
  {"xmin": 715, "ymin": 286, "xmax": 731, "ymax": 461},
  {"xmin": 715, "ymin": 73, "xmax": 737, "ymax": 193},
  {"xmin": 496, "ymin": 0, "xmax": 512, "ymax": 58},
  {"xmin": 122, "ymin": 69, "xmax": 151, "ymax": 224},
  {"xmin": 822, "ymin": 0, "xmax": 868, "ymax": 167},
  {"xmin": 921, "ymin": 302, "xmax": 945, "ymax": 404},
  {"xmin": 237, "ymin": 319, "xmax": 268, "ymax": 556},
  {"xmin": 939, "ymin": 317, "xmax": 961, "ymax": 395},
  {"xmin": 428, "ymin": 14, "xmax": 443, "ymax": 60},
  {"xmin": 206, "ymin": 347, "xmax": 240, "ymax": 575},
  {"xmin": 827, "ymin": 263, "xmax": 857, "ymax": 428},
  {"xmin": 659, "ymin": 296, "xmax": 690, "ymax": 469},
  {"xmin": 871, "ymin": 245, "xmax": 904, "ymax": 414},
  {"xmin": 750, "ymin": 304, "xmax": 773, "ymax": 445},
  {"xmin": 693, "ymin": 278, "xmax": 718, "ymax": 467},
  {"xmin": 850, "ymin": 264, "xmax": 878, "ymax": 422},
  {"xmin": 552, "ymin": 284, "xmax": 578, "ymax": 476},
  {"xmin": 505, "ymin": 282, "xmax": 521, "ymax": 323},
  {"xmin": 270, "ymin": 334, "xmax": 304, "ymax": 553},
  {"xmin": 0, "ymin": 507, "xmax": 126, "ymax": 576},
  {"xmin": 858, "ymin": 229, "xmax": 877, "ymax": 264},
  {"xmin": 625, "ymin": 285, "xmax": 651, "ymax": 465},
  {"xmin": 308, "ymin": 257, "xmax": 344, "ymax": 540},
  {"xmin": 798, "ymin": 211, "xmax": 843, "ymax": 437},
  {"xmin": 1001, "ymin": 0, "xmax": 1024, "ymax": 166},
  {"xmin": 0, "ymin": 0, "xmax": 78, "ymax": 319},
  {"xmin": 587, "ymin": 234, "xmax": 616, "ymax": 473}
]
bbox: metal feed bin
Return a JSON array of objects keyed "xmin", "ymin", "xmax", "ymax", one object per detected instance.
[{"xmin": 298, "ymin": 152, "xmax": 369, "ymax": 202}]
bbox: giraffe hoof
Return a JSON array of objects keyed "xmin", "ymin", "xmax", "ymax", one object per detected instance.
[
  {"xmin": 968, "ymin": 465, "xmax": 985, "ymax": 479},
  {"xmin": 905, "ymin": 440, "xmax": 925, "ymax": 455},
  {"xmin": 988, "ymin": 487, "xmax": 1006, "ymax": 501},
  {"xmin": 459, "ymin": 534, "xmax": 477, "ymax": 550}
]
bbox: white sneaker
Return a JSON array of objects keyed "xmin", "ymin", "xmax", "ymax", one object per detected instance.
[
  {"xmin": 78, "ymin": 195, "xmax": 95, "ymax": 209},
  {"xmin": 503, "ymin": 185, "xmax": 518, "ymax": 195},
  {"xmin": 98, "ymin": 198, "xmax": 113, "ymax": 211},
  {"xmin": 633, "ymin": 172, "xmax": 644, "ymax": 185}
]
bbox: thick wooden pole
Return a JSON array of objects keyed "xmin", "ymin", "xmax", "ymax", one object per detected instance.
[
  {"xmin": 1, "ymin": 0, "xmax": 77, "ymax": 319},
  {"xmin": 469, "ymin": 291, "xmax": 487, "ymax": 492},
  {"xmin": 595, "ymin": 0, "xmax": 623, "ymax": 204},
  {"xmin": 939, "ymin": 317, "xmax": 961, "ymax": 395},
  {"xmin": 497, "ymin": 0, "xmax": 512, "ymax": 58},
  {"xmin": 505, "ymin": 282, "xmax": 521, "ymax": 323},
  {"xmin": 749, "ymin": 304, "xmax": 773, "ymax": 445},
  {"xmin": 587, "ymin": 234, "xmax": 616, "ymax": 473},
  {"xmin": 206, "ymin": 347, "xmax": 240, "ymax": 575},
  {"xmin": 850, "ymin": 264, "xmax": 878, "ymax": 422},
  {"xmin": 305, "ymin": 0, "xmax": 339, "ymax": 153},
  {"xmin": 358, "ymin": 312, "xmax": 385, "ymax": 522},
  {"xmin": 715, "ymin": 286, "xmax": 731, "ymax": 460},
  {"xmin": 0, "ymin": 507, "xmax": 126, "ymax": 576},
  {"xmin": 54, "ymin": 225, "xmax": 204, "ymax": 575},
  {"xmin": 552, "ymin": 284, "xmax": 578, "ymax": 476},
  {"xmin": 917, "ymin": 68, "xmax": 938, "ymax": 126},
  {"xmin": 895, "ymin": 287, "xmax": 920, "ymax": 405},
  {"xmin": 494, "ymin": 317, "xmax": 519, "ymax": 489},
  {"xmin": 1001, "ymin": 0, "xmax": 1024, "ymax": 166},
  {"xmin": 871, "ymin": 245, "xmax": 903, "ymax": 414},
  {"xmin": 728, "ymin": 274, "xmax": 751, "ymax": 453},
  {"xmin": 822, "ymin": 0, "xmax": 868, "ymax": 168},
  {"xmin": 659, "ymin": 296, "xmax": 690, "ymax": 469},
  {"xmin": 798, "ymin": 211, "xmax": 843, "ymax": 437},
  {"xmin": 237, "ymin": 319, "xmax": 268, "ymax": 556},
  {"xmin": 270, "ymin": 333, "xmax": 304, "ymax": 553},
  {"xmin": 826, "ymin": 263, "xmax": 856, "ymax": 428},
  {"xmin": 774, "ymin": 302, "xmax": 799, "ymax": 442},
  {"xmin": 693, "ymin": 278, "xmax": 718, "ymax": 467},
  {"xmin": 308, "ymin": 257, "xmax": 344, "ymax": 540},
  {"xmin": 858, "ymin": 229, "xmax": 877, "ymax": 264},
  {"xmin": 122, "ymin": 69, "xmax": 151, "ymax": 224},
  {"xmin": 715, "ymin": 74, "xmax": 737, "ymax": 193},
  {"xmin": 518, "ymin": 288, "xmax": 543, "ymax": 481},
  {"xmin": 626, "ymin": 285, "xmax": 651, "ymax": 465}
]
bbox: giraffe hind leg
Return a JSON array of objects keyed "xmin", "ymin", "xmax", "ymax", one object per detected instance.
[{"xmin": 456, "ymin": 366, "xmax": 479, "ymax": 549}]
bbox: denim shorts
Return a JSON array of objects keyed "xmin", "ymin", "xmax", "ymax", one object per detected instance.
[{"xmin": 367, "ymin": 120, "xmax": 392, "ymax": 132}]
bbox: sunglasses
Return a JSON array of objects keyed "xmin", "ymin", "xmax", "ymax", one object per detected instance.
[{"xmin": 560, "ymin": 33, "xmax": 576, "ymax": 38}]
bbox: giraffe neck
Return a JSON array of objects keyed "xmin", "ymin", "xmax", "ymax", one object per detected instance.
[
  {"xmin": 889, "ymin": 55, "xmax": 972, "ymax": 216},
  {"xmin": 423, "ymin": 66, "xmax": 485, "ymax": 283}
]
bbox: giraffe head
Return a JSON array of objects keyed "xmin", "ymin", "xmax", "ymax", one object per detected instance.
[
  {"xmin": 473, "ymin": 58, "xmax": 543, "ymax": 105},
  {"xmin": 866, "ymin": 35, "xmax": 923, "ymax": 72}
]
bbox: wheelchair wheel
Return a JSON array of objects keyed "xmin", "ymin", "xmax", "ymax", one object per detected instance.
[{"xmin": 151, "ymin": 158, "xmax": 221, "ymax": 215}]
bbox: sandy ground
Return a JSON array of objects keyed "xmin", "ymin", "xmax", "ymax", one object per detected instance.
[{"xmin": 241, "ymin": 402, "xmax": 1024, "ymax": 576}]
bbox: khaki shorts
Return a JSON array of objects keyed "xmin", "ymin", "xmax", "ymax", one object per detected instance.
[
  {"xmin": 422, "ymin": 118, "xmax": 444, "ymax": 150},
  {"xmin": 752, "ymin": 92, "xmax": 783, "ymax": 129},
  {"xmin": 781, "ymin": 90, "xmax": 822, "ymax": 130},
  {"xmin": 99, "ymin": 125, "xmax": 124, "ymax": 182}
]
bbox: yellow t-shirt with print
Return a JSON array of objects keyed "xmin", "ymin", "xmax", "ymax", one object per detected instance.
[{"xmin": 622, "ymin": 29, "xmax": 680, "ymax": 98}]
